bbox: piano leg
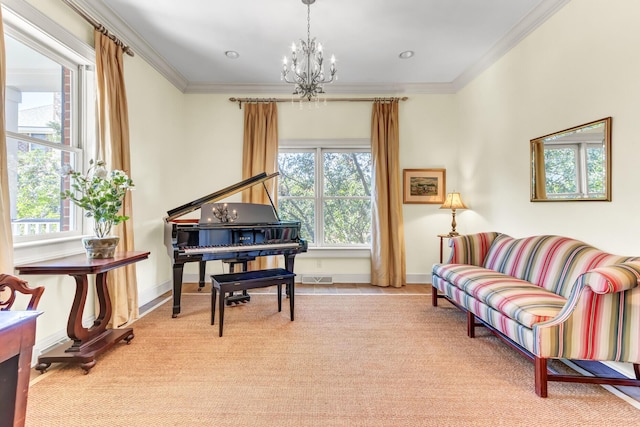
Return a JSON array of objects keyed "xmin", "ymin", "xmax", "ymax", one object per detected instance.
[
  {"xmin": 284, "ymin": 254, "xmax": 296, "ymax": 272},
  {"xmin": 198, "ymin": 261, "xmax": 207, "ymax": 292},
  {"xmin": 284, "ymin": 254, "xmax": 296, "ymax": 298},
  {"xmin": 172, "ymin": 263, "xmax": 185, "ymax": 318}
]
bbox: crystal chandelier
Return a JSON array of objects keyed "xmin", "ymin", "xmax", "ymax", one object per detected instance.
[{"xmin": 281, "ymin": 0, "xmax": 337, "ymax": 100}]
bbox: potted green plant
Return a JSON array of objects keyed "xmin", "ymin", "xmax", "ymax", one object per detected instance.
[{"xmin": 61, "ymin": 159, "xmax": 134, "ymax": 258}]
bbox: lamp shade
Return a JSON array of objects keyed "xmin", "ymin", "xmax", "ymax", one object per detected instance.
[{"xmin": 440, "ymin": 192, "xmax": 468, "ymax": 210}]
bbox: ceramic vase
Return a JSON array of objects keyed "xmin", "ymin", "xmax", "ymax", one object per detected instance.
[{"xmin": 82, "ymin": 236, "xmax": 120, "ymax": 259}]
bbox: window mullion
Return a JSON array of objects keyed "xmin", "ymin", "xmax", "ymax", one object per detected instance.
[
  {"xmin": 316, "ymin": 147, "xmax": 323, "ymax": 247},
  {"xmin": 5, "ymin": 131, "xmax": 82, "ymax": 153},
  {"xmin": 577, "ymin": 143, "xmax": 588, "ymax": 196}
]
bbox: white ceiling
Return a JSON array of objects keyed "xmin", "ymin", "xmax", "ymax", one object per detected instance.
[{"xmin": 70, "ymin": 0, "xmax": 569, "ymax": 94}]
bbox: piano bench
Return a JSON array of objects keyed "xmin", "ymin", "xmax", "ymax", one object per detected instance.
[
  {"xmin": 222, "ymin": 258, "xmax": 255, "ymax": 305},
  {"xmin": 210, "ymin": 268, "xmax": 296, "ymax": 337}
]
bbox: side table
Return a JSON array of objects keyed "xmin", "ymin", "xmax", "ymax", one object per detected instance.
[
  {"xmin": 434, "ymin": 234, "xmax": 454, "ymax": 306},
  {"xmin": 15, "ymin": 251, "xmax": 149, "ymax": 373},
  {"xmin": 438, "ymin": 234, "xmax": 454, "ymax": 264}
]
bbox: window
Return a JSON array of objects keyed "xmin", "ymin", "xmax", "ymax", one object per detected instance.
[
  {"xmin": 278, "ymin": 141, "xmax": 372, "ymax": 248},
  {"xmin": 3, "ymin": 4, "xmax": 94, "ymax": 243},
  {"xmin": 543, "ymin": 142, "xmax": 605, "ymax": 199}
]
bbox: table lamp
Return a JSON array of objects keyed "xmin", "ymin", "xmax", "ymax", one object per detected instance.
[{"xmin": 440, "ymin": 192, "xmax": 467, "ymax": 237}]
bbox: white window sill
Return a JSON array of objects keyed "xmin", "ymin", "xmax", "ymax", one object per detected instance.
[{"xmin": 13, "ymin": 234, "xmax": 87, "ymax": 266}]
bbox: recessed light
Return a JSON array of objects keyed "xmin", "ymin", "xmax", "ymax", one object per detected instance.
[
  {"xmin": 398, "ymin": 50, "xmax": 414, "ymax": 59},
  {"xmin": 225, "ymin": 51, "xmax": 240, "ymax": 59}
]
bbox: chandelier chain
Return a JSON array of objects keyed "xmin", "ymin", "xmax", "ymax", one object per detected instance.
[{"xmin": 307, "ymin": 4, "xmax": 311, "ymax": 44}]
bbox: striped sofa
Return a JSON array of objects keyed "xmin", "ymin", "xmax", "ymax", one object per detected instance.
[{"xmin": 431, "ymin": 232, "xmax": 640, "ymax": 397}]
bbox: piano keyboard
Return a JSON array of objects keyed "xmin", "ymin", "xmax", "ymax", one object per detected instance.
[{"xmin": 181, "ymin": 242, "xmax": 301, "ymax": 255}]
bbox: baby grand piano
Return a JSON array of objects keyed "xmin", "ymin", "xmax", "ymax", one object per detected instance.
[{"xmin": 165, "ymin": 172, "xmax": 307, "ymax": 318}]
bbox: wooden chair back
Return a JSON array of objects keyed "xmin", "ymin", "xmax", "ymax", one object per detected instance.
[{"xmin": 0, "ymin": 273, "xmax": 44, "ymax": 311}]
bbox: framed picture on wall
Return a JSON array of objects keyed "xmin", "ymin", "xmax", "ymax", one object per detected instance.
[{"xmin": 403, "ymin": 168, "xmax": 446, "ymax": 204}]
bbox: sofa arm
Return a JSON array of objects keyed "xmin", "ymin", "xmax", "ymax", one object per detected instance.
[
  {"xmin": 446, "ymin": 232, "xmax": 500, "ymax": 266},
  {"xmin": 534, "ymin": 265, "xmax": 640, "ymax": 361},
  {"xmin": 578, "ymin": 261, "xmax": 640, "ymax": 294}
]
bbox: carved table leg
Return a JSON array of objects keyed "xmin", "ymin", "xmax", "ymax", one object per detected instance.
[
  {"xmin": 65, "ymin": 273, "xmax": 112, "ymax": 352},
  {"xmin": 81, "ymin": 360, "xmax": 97, "ymax": 374},
  {"xmin": 35, "ymin": 362, "xmax": 51, "ymax": 374}
]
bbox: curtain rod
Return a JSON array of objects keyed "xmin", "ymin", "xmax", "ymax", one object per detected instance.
[
  {"xmin": 61, "ymin": 0, "xmax": 134, "ymax": 57},
  {"xmin": 229, "ymin": 96, "xmax": 408, "ymax": 109}
]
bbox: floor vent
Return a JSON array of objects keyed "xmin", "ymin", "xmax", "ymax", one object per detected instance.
[{"xmin": 301, "ymin": 275, "xmax": 334, "ymax": 285}]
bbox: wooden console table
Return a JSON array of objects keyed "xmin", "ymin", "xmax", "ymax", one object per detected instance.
[
  {"xmin": 0, "ymin": 311, "xmax": 41, "ymax": 427},
  {"xmin": 15, "ymin": 251, "xmax": 149, "ymax": 373}
]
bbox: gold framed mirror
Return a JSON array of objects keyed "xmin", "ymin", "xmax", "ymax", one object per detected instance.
[{"xmin": 531, "ymin": 117, "xmax": 611, "ymax": 201}]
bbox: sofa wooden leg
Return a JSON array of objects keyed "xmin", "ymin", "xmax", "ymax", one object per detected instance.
[
  {"xmin": 432, "ymin": 286, "xmax": 439, "ymax": 307},
  {"xmin": 467, "ymin": 311, "xmax": 475, "ymax": 338},
  {"xmin": 634, "ymin": 363, "xmax": 640, "ymax": 380},
  {"xmin": 534, "ymin": 356, "xmax": 548, "ymax": 398}
]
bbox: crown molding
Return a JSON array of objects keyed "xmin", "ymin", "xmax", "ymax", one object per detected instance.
[
  {"xmin": 184, "ymin": 81, "xmax": 457, "ymax": 95},
  {"xmin": 452, "ymin": 0, "xmax": 570, "ymax": 91},
  {"xmin": 65, "ymin": 0, "xmax": 568, "ymax": 96},
  {"xmin": 68, "ymin": 0, "xmax": 189, "ymax": 92}
]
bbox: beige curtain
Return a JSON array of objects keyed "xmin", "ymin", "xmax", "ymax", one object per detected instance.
[
  {"xmin": 95, "ymin": 30, "xmax": 138, "ymax": 327},
  {"xmin": 0, "ymin": 8, "xmax": 13, "ymax": 273},
  {"xmin": 242, "ymin": 102, "xmax": 278, "ymax": 270},
  {"xmin": 371, "ymin": 100, "xmax": 406, "ymax": 287},
  {"xmin": 533, "ymin": 141, "xmax": 547, "ymax": 199}
]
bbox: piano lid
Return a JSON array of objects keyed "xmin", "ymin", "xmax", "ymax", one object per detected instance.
[{"xmin": 166, "ymin": 172, "xmax": 279, "ymax": 221}]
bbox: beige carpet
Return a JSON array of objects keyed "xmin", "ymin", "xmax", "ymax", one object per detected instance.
[{"xmin": 26, "ymin": 293, "xmax": 640, "ymax": 426}]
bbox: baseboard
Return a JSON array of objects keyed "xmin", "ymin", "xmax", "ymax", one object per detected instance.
[
  {"xmin": 407, "ymin": 273, "xmax": 431, "ymax": 284},
  {"xmin": 185, "ymin": 272, "xmax": 431, "ymax": 285},
  {"xmin": 139, "ymin": 279, "xmax": 172, "ymax": 306},
  {"xmin": 183, "ymin": 273, "xmax": 212, "ymax": 285},
  {"xmin": 601, "ymin": 361, "xmax": 635, "ymax": 379}
]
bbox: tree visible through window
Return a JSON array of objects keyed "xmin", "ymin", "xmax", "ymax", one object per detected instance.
[
  {"xmin": 278, "ymin": 147, "xmax": 371, "ymax": 247},
  {"xmin": 544, "ymin": 143, "xmax": 605, "ymax": 199}
]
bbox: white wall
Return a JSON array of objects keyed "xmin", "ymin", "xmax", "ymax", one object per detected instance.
[
  {"xmin": 124, "ymin": 52, "xmax": 186, "ymax": 303},
  {"xmin": 456, "ymin": 0, "xmax": 640, "ymax": 255}
]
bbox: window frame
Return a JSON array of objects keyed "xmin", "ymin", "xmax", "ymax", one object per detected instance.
[
  {"xmin": 278, "ymin": 139, "xmax": 372, "ymax": 252},
  {"xmin": 3, "ymin": 0, "xmax": 96, "ymax": 261}
]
